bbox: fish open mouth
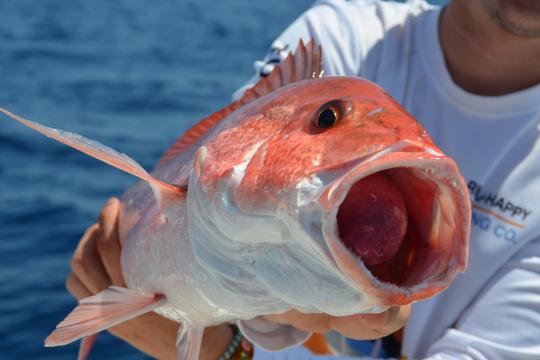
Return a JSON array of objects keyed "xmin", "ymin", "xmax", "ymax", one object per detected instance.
[
  {"xmin": 319, "ymin": 147, "xmax": 470, "ymax": 305},
  {"xmin": 337, "ymin": 167, "xmax": 458, "ymax": 286}
]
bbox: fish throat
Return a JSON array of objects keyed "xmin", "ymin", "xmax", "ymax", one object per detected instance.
[
  {"xmin": 336, "ymin": 166, "xmax": 452, "ymax": 287},
  {"xmin": 337, "ymin": 172, "xmax": 407, "ymax": 267}
]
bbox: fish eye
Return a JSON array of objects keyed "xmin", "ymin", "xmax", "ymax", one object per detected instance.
[
  {"xmin": 317, "ymin": 107, "xmax": 337, "ymax": 129},
  {"xmin": 310, "ymin": 99, "xmax": 348, "ymax": 134}
]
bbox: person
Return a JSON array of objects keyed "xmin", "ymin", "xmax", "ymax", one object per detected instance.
[{"xmin": 66, "ymin": 0, "xmax": 540, "ymax": 359}]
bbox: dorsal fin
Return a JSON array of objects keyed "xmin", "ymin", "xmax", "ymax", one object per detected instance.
[{"xmin": 155, "ymin": 38, "xmax": 323, "ymax": 168}]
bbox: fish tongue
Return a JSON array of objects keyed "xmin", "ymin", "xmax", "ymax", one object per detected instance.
[{"xmin": 336, "ymin": 172, "xmax": 407, "ymax": 266}]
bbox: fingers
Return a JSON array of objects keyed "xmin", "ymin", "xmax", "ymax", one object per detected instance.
[
  {"xmin": 68, "ymin": 197, "xmax": 124, "ymax": 298},
  {"xmin": 331, "ymin": 305, "xmax": 411, "ymax": 340},
  {"xmin": 263, "ymin": 310, "xmax": 332, "ymax": 333},
  {"xmin": 96, "ymin": 198, "xmax": 125, "ymax": 287},
  {"xmin": 70, "ymin": 223, "xmax": 111, "ymax": 294},
  {"xmin": 65, "ymin": 272, "xmax": 92, "ymax": 300},
  {"xmin": 264, "ymin": 305, "xmax": 411, "ymax": 340}
]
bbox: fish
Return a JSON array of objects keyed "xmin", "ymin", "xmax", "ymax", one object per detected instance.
[{"xmin": 1, "ymin": 39, "xmax": 471, "ymax": 359}]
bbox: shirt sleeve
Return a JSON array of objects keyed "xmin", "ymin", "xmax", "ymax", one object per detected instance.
[
  {"xmin": 232, "ymin": 0, "xmax": 366, "ymax": 101},
  {"xmin": 423, "ymin": 237, "xmax": 540, "ymax": 360}
]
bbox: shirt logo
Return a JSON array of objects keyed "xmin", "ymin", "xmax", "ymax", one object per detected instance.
[
  {"xmin": 468, "ymin": 180, "xmax": 531, "ymax": 243},
  {"xmin": 257, "ymin": 43, "xmax": 289, "ymax": 77}
]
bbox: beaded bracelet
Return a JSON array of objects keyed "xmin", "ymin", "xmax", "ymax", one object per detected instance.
[{"xmin": 218, "ymin": 326, "xmax": 253, "ymax": 360}]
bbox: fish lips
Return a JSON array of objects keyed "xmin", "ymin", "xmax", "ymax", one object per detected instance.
[{"xmin": 313, "ymin": 141, "xmax": 471, "ymax": 306}]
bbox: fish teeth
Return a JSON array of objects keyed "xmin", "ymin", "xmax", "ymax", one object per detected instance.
[
  {"xmin": 418, "ymin": 165, "xmax": 465, "ymax": 200},
  {"xmin": 423, "ymin": 166, "xmax": 462, "ymax": 193}
]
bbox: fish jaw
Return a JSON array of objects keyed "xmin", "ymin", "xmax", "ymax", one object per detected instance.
[{"xmin": 300, "ymin": 141, "xmax": 471, "ymax": 307}]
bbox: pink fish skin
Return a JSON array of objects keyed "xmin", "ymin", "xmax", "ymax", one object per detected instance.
[{"xmin": 1, "ymin": 40, "xmax": 470, "ymax": 359}]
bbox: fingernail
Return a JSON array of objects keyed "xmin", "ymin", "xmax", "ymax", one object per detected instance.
[{"xmin": 105, "ymin": 197, "xmax": 118, "ymax": 207}]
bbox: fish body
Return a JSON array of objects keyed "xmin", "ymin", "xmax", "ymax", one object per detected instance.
[{"xmin": 1, "ymin": 40, "xmax": 470, "ymax": 359}]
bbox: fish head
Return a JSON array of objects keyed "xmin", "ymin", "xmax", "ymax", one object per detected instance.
[{"xmin": 195, "ymin": 76, "xmax": 471, "ymax": 307}]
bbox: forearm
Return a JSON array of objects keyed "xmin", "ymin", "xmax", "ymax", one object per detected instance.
[
  {"xmin": 110, "ymin": 316, "xmax": 233, "ymax": 360},
  {"xmin": 108, "ymin": 313, "xmax": 179, "ymax": 360},
  {"xmin": 201, "ymin": 325, "xmax": 235, "ymax": 360}
]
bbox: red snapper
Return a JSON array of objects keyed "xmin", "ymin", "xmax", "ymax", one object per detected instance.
[{"xmin": 1, "ymin": 40, "xmax": 470, "ymax": 359}]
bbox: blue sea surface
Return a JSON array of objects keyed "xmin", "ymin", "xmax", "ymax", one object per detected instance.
[{"xmin": 0, "ymin": 1, "xmax": 446, "ymax": 359}]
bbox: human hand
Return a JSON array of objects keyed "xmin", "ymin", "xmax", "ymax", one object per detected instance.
[
  {"xmin": 65, "ymin": 198, "xmax": 233, "ymax": 360},
  {"xmin": 263, "ymin": 305, "xmax": 410, "ymax": 340}
]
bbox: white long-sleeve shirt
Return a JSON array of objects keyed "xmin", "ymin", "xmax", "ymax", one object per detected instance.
[{"xmin": 235, "ymin": 1, "xmax": 540, "ymax": 359}]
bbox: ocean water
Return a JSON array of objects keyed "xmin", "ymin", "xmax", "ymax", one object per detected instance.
[{"xmin": 0, "ymin": 1, "xmax": 445, "ymax": 359}]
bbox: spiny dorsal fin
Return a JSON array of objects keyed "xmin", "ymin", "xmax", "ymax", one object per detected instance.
[{"xmin": 155, "ymin": 38, "xmax": 323, "ymax": 168}]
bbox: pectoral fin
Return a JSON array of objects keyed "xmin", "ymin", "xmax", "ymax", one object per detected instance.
[
  {"xmin": 176, "ymin": 324, "xmax": 204, "ymax": 360},
  {"xmin": 0, "ymin": 108, "xmax": 186, "ymax": 195},
  {"xmin": 77, "ymin": 333, "xmax": 98, "ymax": 360},
  {"xmin": 45, "ymin": 286, "xmax": 165, "ymax": 347}
]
